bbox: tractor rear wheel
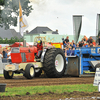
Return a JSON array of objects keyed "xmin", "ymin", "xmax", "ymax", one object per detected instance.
[
  {"xmin": 24, "ymin": 64, "xmax": 35, "ymax": 79},
  {"xmin": 4, "ymin": 70, "xmax": 13, "ymax": 79},
  {"xmin": 43, "ymin": 48, "xmax": 66, "ymax": 78}
]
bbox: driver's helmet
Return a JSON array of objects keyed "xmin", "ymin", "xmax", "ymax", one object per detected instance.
[{"xmin": 37, "ymin": 41, "xmax": 41, "ymax": 44}]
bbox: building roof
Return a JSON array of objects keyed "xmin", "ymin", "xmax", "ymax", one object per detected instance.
[
  {"xmin": 28, "ymin": 26, "xmax": 59, "ymax": 34},
  {"xmin": 52, "ymin": 31, "xmax": 59, "ymax": 34},
  {"xmin": 0, "ymin": 27, "xmax": 22, "ymax": 39}
]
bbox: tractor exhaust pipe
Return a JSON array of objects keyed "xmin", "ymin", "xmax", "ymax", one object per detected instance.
[{"xmin": 23, "ymin": 40, "xmax": 26, "ymax": 47}]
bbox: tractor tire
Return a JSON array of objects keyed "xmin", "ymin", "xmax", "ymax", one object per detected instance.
[
  {"xmin": 24, "ymin": 64, "xmax": 35, "ymax": 79},
  {"xmin": 43, "ymin": 48, "xmax": 66, "ymax": 78},
  {"xmin": 4, "ymin": 70, "xmax": 13, "ymax": 79},
  {"xmin": 35, "ymin": 69, "xmax": 42, "ymax": 77}
]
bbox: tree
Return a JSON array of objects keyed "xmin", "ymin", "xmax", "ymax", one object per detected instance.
[
  {"xmin": 0, "ymin": 0, "xmax": 33, "ymax": 29},
  {"xmin": 19, "ymin": 37, "xmax": 24, "ymax": 42},
  {"xmin": 0, "ymin": 0, "xmax": 5, "ymax": 5},
  {"xmin": 9, "ymin": 37, "xmax": 14, "ymax": 44},
  {"xmin": 14, "ymin": 36, "xmax": 19, "ymax": 42},
  {"xmin": 4, "ymin": 38, "xmax": 8, "ymax": 43},
  {"xmin": 0, "ymin": 36, "xmax": 3, "ymax": 43}
]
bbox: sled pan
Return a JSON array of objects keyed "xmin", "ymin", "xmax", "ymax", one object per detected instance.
[
  {"xmin": 0, "ymin": 83, "xmax": 6, "ymax": 92},
  {"xmin": 65, "ymin": 56, "xmax": 79, "ymax": 76}
]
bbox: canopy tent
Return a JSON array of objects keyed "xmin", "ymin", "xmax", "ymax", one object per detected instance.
[
  {"xmin": 0, "ymin": 44, "xmax": 9, "ymax": 47},
  {"xmin": 9, "ymin": 42, "xmax": 30, "ymax": 47}
]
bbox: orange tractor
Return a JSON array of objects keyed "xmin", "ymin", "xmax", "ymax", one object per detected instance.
[{"xmin": 3, "ymin": 36, "xmax": 66, "ymax": 79}]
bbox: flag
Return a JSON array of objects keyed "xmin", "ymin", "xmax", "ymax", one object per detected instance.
[
  {"xmin": 19, "ymin": 1, "xmax": 28, "ymax": 36},
  {"xmin": 96, "ymin": 14, "xmax": 100, "ymax": 37},
  {"xmin": 73, "ymin": 15, "xmax": 82, "ymax": 43}
]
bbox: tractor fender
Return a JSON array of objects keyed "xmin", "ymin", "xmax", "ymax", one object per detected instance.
[
  {"xmin": 41, "ymin": 49, "xmax": 47, "ymax": 62},
  {"xmin": 26, "ymin": 63, "xmax": 34, "ymax": 67}
]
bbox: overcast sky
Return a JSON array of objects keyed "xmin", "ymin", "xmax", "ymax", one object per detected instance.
[{"xmin": 11, "ymin": 0, "xmax": 100, "ymax": 37}]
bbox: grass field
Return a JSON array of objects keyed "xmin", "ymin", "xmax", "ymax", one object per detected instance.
[{"xmin": 0, "ymin": 84, "xmax": 98, "ymax": 97}]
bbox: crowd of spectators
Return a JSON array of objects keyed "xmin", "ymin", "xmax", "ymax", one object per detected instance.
[
  {"xmin": 0, "ymin": 46, "xmax": 11, "ymax": 63},
  {"xmin": 63, "ymin": 35, "xmax": 100, "ymax": 57}
]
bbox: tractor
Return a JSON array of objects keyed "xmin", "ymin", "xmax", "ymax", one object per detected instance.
[{"xmin": 3, "ymin": 36, "xmax": 66, "ymax": 79}]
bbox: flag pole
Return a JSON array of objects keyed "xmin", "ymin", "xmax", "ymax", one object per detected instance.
[
  {"xmin": 19, "ymin": 0, "xmax": 28, "ymax": 47},
  {"xmin": 19, "ymin": 0, "xmax": 20, "ymax": 47},
  {"xmin": 19, "ymin": 0, "xmax": 21, "ymax": 47}
]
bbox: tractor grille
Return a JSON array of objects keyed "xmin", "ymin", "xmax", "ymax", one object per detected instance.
[
  {"xmin": 11, "ymin": 47, "xmax": 19, "ymax": 53},
  {"xmin": 21, "ymin": 53, "xmax": 26, "ymax": 62}
]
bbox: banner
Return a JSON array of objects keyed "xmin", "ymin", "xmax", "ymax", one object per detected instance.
[{"xmin": 73, "ymin": 15, "xmax": 82, "ymax": 43}]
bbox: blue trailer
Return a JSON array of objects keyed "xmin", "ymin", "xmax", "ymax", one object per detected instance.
[{"xmin": 65, "ymin": 47, "xmax": 100, "ymax": 77}]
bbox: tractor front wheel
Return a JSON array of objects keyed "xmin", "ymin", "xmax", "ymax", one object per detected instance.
[
  {"xmin": 4, "ymin": 70, "xmax": 14, "ymax": 79},
  {"xmin": 24, "ymin": 64, "xmax": 35, "ymax": 79}
]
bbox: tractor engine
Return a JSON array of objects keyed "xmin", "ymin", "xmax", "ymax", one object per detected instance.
[{"xmin": 11, "ymin": 47, "xmax": 37, "ymax": 63}]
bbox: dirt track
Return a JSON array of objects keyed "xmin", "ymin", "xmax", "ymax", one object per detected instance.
[
  {"xmin": 0, "ymin": 75, "xmax": 98, "ymax": 100},
  {"xmin": 0, "ymin": 75, "xmax": 94, "ymax": 88}
]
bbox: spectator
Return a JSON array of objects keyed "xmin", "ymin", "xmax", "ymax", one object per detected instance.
[
  {"xmin": 82, "ymin": 35, "xmax": 88, "ymax": 42},
  {"xmin": 65, "ymin": 46, "xmax": 69, "ymax": 57},
  {"xmin": 7, "ymin": 48, "xmax": 12, "ymax": 62},
  {"xmin": 64, "ymin": 41, "xmax": 70, "ymax": 48},
  {"xmin": 76, "ymin": 43, "xmax": 79, "ymax": 47},
  {"xmin": 62, "ymin": 38, "xmax": 65, "ymax": 45},
  {"xmin": 72, "ymin": 40, "xmax": 76, "ymax": 48},
  {"xmin": 79, "ymin": 41, "xmax": 83, "ymax": 47},
  {"xmin": 87, "ymin": 36, "xmax": 93, "ymax": 46},
  {"xmin": 2, "ymin": 48, "xmax": 5, "ymax": 58},
  {"xmin": 81, "ymin": 40, "xmax": 84, "ymax": 46},
  {"xmin": 63, "ymin": 41, "xmax": 67, "ymax": 47},
  {"xmin": 64, "ymin": 36, "xmax": 69, "ymax": 46},
  {"xmin": 90, "ymin": 43, "xmax": 93, "ymax": 47},
  {"xmin": 2, "ymin": 48, "xmax": 7, "ymax": 58},
  {"xmin": 5, "ymin": 48, "xmax": 7, "ymax": 58},
  {"xmin": 0, "ymin": 48, "xmax": 3, "ymax": 63},
  {"xmin": 93, "ymin": 40, "xmax": 96, "ymax": 46},
  {"xmin": 65, "ymin": 45, "xmax": 71, "ymax": 56},
  {"xmin": 70, "ymin": 42, "xmax": 74, "ymax": 49},
  {"xmin": 62, "ymin": 38, "xmax": 66, "ymax": 48},
  {"xmin": 70, "ymin": 47, "xmax": 75, "ymax": 55}
]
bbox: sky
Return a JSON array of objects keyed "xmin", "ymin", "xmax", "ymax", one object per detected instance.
[{"xmin": 10, "ymin": 0, "xmax": 100, "ymax": 37}]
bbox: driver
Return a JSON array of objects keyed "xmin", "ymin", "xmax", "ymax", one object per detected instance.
[{"xmin": 36, "ymin": 40, "xmax": 43, "ymax": 58}]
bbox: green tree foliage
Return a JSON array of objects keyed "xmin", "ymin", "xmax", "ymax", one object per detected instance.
[
  {"xmin": 0, "ymin": 0, "xmax": 33, "ymax": 29},
  {"xmin": 4, "ymin": 38, "xmax": 8, "ymax": 43},
  {"xmin": 0, "ymin": 0, "xmax": 5, "ymax": 5},
  {"xmin": 0, "ymin": 36, "xmax": 3, "ymax": 43},
  {"xmin": 0, "ymin": 36, "xmax": 24, "ymax": 44}
]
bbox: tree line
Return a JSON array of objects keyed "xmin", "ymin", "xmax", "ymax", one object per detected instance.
[{"xmin": 0, "ymin": 36, "xmax": 24, "ymax": 44}]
